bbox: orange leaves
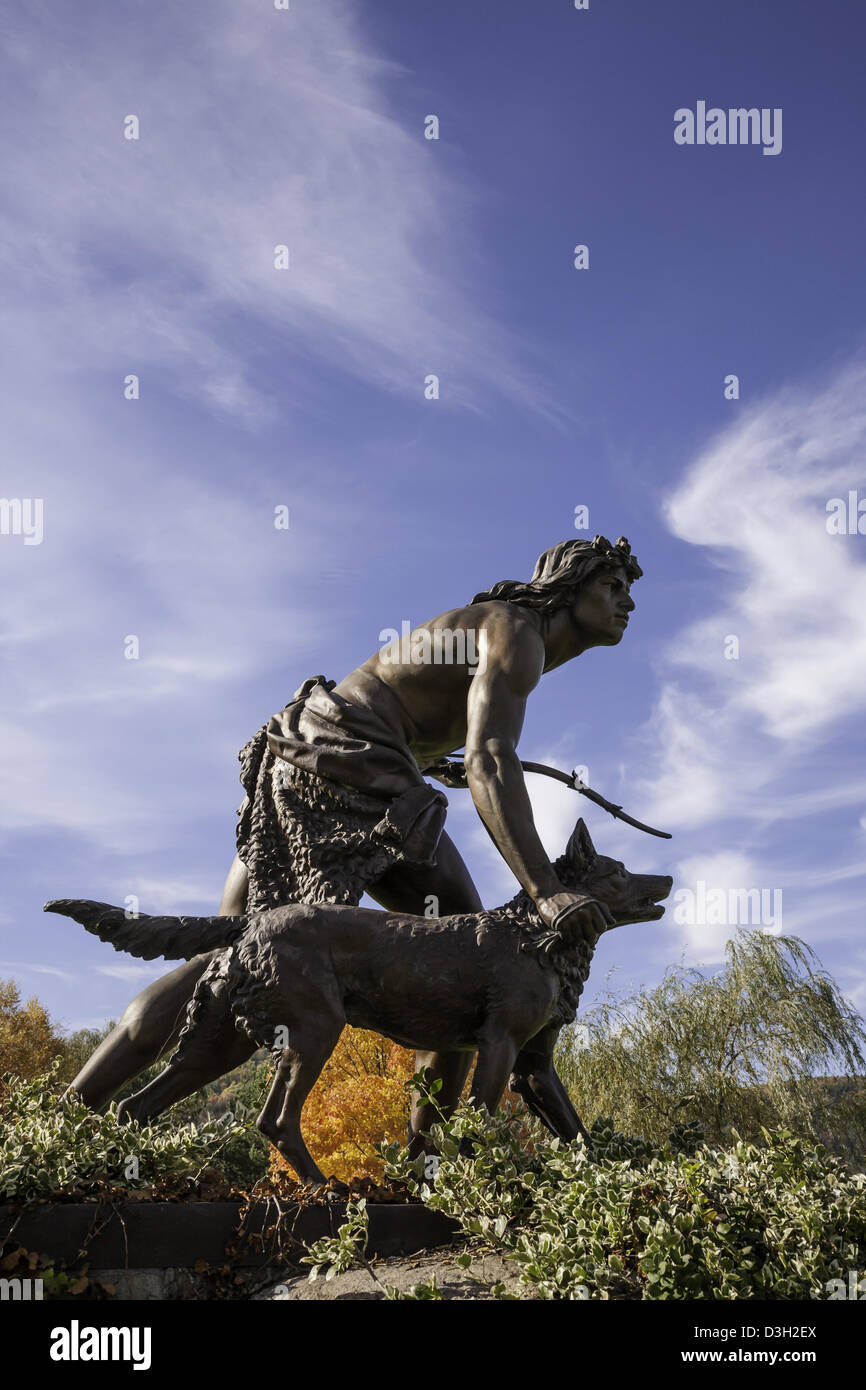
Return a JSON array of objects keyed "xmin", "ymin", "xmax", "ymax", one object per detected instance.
[{"xmin": 269, "ymin": 1028, "xmax": 414, "ymax": 1184}]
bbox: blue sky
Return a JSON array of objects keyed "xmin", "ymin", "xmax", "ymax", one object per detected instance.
[{"xmin": 2, "ymin": 0, "xmax": 865, "ymax": 1039}]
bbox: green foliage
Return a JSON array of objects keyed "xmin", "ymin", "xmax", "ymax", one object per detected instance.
[
  {"xmin": 377, "ymin": 1103, "xmax": 866, "ymax": 1300},
  {"xmin": 301, "ymin": 1199, "xmax": 371, "ymax": 1282},
  {"xmin": 57, "ymin": 1019, "xmax": 274, "ymax": 1188},
  {"xmin": 0, "ymin": 1062, "xmax": 245, "ymax": 1200},
  {"xmin": 556, "ymin": 932, "xmax": 866, "ymax": 1159}
]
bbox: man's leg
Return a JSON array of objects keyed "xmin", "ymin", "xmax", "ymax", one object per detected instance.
[
  {"xmin": 369, "ymin": 831, "xmax": 483, "ymax": 1143},
  {"xmin": 67, "ymin": 856, "xmax": 250, "ymax": 1110}
]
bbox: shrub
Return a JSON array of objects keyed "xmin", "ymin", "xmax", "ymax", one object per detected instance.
[
  {"xmin": 0, "ymin": 1063, "xmax": 244, "ymax": 1201},
  {"xmin": 377, "ymin": 1101, "xmax": 866, "ymax": 1300}
]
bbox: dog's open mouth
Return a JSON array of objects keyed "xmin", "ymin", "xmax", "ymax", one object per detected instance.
[
  {"xmin": 616, "ymin": 898, "xmax": 667, "ymax": 923},
  {"xmin": 602, "ymin": 899, "xmax": 668, "ymax": 928},
  {"xmin": 641, "ymin": 900, "xmax": 667, "ymax": 920},
  {"xmin": 620, "ymin": 880, "xmax": 672, "ymax": 924}
]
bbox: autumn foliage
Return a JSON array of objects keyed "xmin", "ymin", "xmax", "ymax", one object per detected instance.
[
  {"xmin": 270, "ymin": 1027, "xmax": 415, "ymax": 1184},
  {"xmin": 0, "ymin": 979, "xmax": 67, "ymax": 1085}
]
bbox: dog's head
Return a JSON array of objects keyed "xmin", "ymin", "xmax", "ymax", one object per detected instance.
[{"xmin": 555, "ymin": 817, "xmax": 673, "ymax": 926}]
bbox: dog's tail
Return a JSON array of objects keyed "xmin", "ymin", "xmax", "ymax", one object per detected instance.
[{"xmin": 43, "ymin": 899, "xmax": 249, "ymax": 961}]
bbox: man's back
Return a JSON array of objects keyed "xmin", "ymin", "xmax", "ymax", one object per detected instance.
[{"xmin": 332, "ymin": 600, "xmax": 545, "ymax": 764}]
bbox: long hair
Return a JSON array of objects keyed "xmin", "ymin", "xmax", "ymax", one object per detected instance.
[{"xmin": 471, "ymin": 535, "xmax": 642, "ymax": 612}]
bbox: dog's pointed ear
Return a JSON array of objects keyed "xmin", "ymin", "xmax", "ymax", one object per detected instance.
[{"xmin": 566, "ymin": 817, "xmax": 597, "ymax": 867}]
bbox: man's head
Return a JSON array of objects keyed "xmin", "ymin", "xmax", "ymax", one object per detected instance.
[
  {"xmin": 471, "ymin": 535, "xmax": 642, "ymax": 646},
  {"xmin": 568, "ymin": 562, "xmax": 635, "ymax": 646}
]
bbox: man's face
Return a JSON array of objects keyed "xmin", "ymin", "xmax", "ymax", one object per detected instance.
[{"xmin": 569, "ymin": 565, "xmax": 635, "ymax": 646}]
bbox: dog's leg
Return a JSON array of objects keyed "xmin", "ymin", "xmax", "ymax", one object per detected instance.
[
  {"xmin": 468, "ymin": 1038, "xmax": 520, "ymax": 1117},
  {"xmin": 407, "ymin": 1051, "xmax": 474, "ymax": 1158},
  {"xmin": 369, "ymin": 835, "xmax": 483, "ymax": 1149},
  {"xmin": 540, "ymin": 1071, "xmax": 590, "ymax": 1144},
  {"xmin": 116, "ymin": 966, "xmax": 256, "ymax": 1124},
  {"xmin": 508, "ymin": 1073, "xmax": 562, "ymax": 1138},
  {"xmin": 511, "ymin": 1026, "xmax": 590, "ymax": 1144},
  {"xmin": 511, "ymin": 1069, "xmax": 589, "ymax": 1144},
  {"xmin": 117, "ymin": 1020, "xmax": 257, "ymax": 1124},
  {"xmin": 257, "ymin": 1024, "xmax": 343, "ymax": 1188}
]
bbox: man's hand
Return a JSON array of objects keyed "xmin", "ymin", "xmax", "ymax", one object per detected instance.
[
  {"xmin": 535, "ymin": 891, "xmax": 614, "ymax": 946},
  {"xmin": 424, "ymin": 758, "xmax": 469, "ymax": 790}
]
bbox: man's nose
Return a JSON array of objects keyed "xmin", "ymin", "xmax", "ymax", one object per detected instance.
[{"xmin": 622, "ymin": 593, "xmax": 635, "ymax": 612}]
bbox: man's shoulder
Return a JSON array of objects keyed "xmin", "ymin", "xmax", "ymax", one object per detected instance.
[
  {"xmin": 424, "ymin": 599, "xmax": 541, "ymax": 640},
  {"xmin": 468, "ymin": 598, "xmax": 542, "ymax": 634},
  {"xmin": 466, "ymin": 601, "xmax": 545, "ymax": 685}
]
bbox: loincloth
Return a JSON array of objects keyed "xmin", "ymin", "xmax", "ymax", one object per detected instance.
[{"xmin": 235, "ymin": 676, "xmax": 448, "ymax": 913}]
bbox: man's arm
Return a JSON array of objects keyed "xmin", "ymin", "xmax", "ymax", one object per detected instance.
[{"xmin": 463, "ymin": 615, "xmax": 612, "ymax": 943}]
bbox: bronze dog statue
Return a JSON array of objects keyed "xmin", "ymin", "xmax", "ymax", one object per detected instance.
[{"xmin": 46, "ymin": 818, "xmax": 671, "ymax": 1186}]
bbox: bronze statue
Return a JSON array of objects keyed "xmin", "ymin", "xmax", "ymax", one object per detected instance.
[
  {"xmin": 46, "ymin": 817, "xmax": 671, "ymax": 1185},
  {"xmin": 64, "ymin": 535, "xmax": 644, "ymax": 1146}
]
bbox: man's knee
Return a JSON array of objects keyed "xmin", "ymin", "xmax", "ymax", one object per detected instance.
[
  {"xmin": 117, "ymin": 997, "xmax": 163, "ymax": 1051},
  {"xmin": 118, "ymin": 979, "xmax": 192, "ymax": 1051},
  {"xmin": 118, "ymin": 955, "xmax": 216, "ymax": 1044}
]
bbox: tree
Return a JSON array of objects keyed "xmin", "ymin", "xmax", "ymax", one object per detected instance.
[
  {"xmin": 270, "ymin": 1027, "xmax": 415, "ymax": 1184},
  {"xmin": 0, "ymin": 979, "xmax": 67, "ymax": 1082},
  {"xmin": 556, "ymin": 932, "xmax": 866, "ymax": 1159}
]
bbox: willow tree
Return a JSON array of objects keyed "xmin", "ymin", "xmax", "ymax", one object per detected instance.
[{"xmin": 556, "ymin": 932, "xmax": 866, "ymax": 1161}]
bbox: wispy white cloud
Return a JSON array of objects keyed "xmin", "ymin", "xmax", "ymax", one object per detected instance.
[
  {"xmin": 635, "ymin": 361, "xmax": 866, "ymax": 821},
  {"xmin": 0, "ymin": 961, "xmax": 76, "ymax": 982},
  {"xmin": 96, "ymin": 963, "xmax": 168, "ymax": 983},
  {"xmin": 629, "ymin": 360, "xmax": 866, "ymax": 973},
  {"xmin": 125, "ymin": 878, "xmax": 220, "ymax": 913},
  {"xmin": 0, "ymin": 0, "xmax": 559, "ymax": 867},
  {"xmin": 0, "ymin": 434, "xmax": 335, "ymax": 849},
  {"xmin": 1, "ymin": 0, "xmax": 547, "ymax": 418}
]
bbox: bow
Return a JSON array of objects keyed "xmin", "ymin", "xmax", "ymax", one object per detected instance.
[{"xmin": 425, "ymin": 757, "xmax": 672, "ymax": 840}]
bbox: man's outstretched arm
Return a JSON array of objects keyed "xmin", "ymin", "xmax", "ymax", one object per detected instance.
[{"xmin": 463, "ymin": 619, "xmax": 612, "ymax": 943}]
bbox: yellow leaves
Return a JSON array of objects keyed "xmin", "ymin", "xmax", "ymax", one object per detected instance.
[
  {"xmin": 270, "ymin": 1028, "xmax": 415, "ymax": 1184},
  {"xmin": 0, "ymin": 978, "xmax": 67, "ymax": 1084},
  {"xmin": 268, "ymin": 1028, "xmax": 530, "ymax": 1185}
]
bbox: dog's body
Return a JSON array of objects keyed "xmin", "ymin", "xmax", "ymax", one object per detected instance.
[{"xmin": 46, "ymin": 819, "xmax": 670, "ymax": 1186}]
